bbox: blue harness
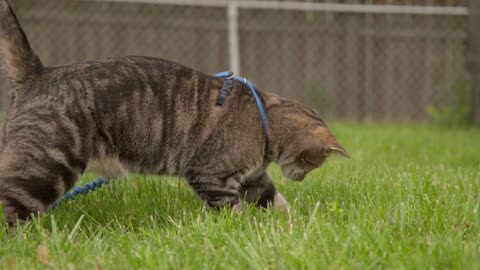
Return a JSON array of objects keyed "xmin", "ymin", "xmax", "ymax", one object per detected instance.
[
  {"xmin": 215, "ymin": 71, "xmax": 270, "ymax": 140},
  {"xmin": 51, "ymin": 72, "xmax": 270, "ymax": 210}
]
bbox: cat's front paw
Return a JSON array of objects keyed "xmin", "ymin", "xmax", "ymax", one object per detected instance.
[
  {"xmin": 273, "ymin": 192, "xmax": 289, "ymax": 212},
  {"xmin": 231, "ymin": 201, "xmax": 243, "ymax": 212}
]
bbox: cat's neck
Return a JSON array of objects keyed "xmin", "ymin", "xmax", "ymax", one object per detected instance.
[{"xmin": 264, "ymin": 94, "xmax": 292, "ymax": 163}]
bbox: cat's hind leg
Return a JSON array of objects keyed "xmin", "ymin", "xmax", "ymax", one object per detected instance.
[{"xmin": 0, "ymin": 144, "xmax": 84, "ymax": 225}]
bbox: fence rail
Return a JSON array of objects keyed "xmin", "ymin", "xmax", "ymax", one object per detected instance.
[
  {"xmin": 92, "ymin": 0, "xmax": 468, "ymax": 15},
  {"xmin": 0, "ymin": 0, "xmax": 471, "ymax": 122}
]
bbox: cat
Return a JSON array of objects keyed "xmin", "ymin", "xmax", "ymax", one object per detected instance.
[{"xmin": 0, "ymin": 0, "xmax": 348, "ymax": 225}]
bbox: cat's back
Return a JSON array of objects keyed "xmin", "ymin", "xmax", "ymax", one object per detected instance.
[
  {"xmin": 39, "ymin": 56, "xmax": 214, "ymax": 96},
  {"xmin": 12, "ymin": 55, "xmax": 222, "ymax": 118},
  {"xmin": 38, "ymin": 56, "xmax": 226, "ymax": 174}
]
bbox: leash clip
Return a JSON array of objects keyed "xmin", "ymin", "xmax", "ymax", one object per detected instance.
[{"xmin": 215, "ymin": 72, "xmax": 235, "ymax": 107}]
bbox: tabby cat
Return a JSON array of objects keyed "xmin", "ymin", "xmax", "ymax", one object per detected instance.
[{"xmin": 0, "ymin": 0, "xmax": 348, "ymax": 225}]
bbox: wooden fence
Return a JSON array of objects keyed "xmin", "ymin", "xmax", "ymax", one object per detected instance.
[{"xmin": 0, "ymin": 0, "xmax": 470, "ymax": 121}]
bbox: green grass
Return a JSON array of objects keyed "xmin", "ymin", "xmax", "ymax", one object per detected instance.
[{"xmin": 1, "ymin": 122, "xmax": 479, "ymax": 269}]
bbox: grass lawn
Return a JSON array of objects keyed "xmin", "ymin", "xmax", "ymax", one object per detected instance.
[{"xmin": 0, "ymin": 122, "xmax": 479, "ymax": 269}]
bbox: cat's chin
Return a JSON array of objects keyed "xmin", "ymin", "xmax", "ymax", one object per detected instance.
[{"xmin": 281, "ymin": 168, "xmax": 306, "ymax": 182}]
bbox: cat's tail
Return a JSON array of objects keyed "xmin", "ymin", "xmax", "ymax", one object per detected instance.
[{"xmin": 0, "ymin": 0, "xmax": 43, "ymax": 85}]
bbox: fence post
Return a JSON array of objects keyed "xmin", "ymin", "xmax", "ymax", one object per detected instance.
[
  {"xmin": 227, "ymin": 0, "xmax": 241, "ymax": 75},
  {"xmin": 470, "ymin": 0, "xmax": 480, "ymax": 125}
]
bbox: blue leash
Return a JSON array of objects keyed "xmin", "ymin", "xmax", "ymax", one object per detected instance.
[
  {"xmin": 50, "ymin": 177, "xmax": 109, "ymax": 210},
  {"xmin": 52, "ymin": 72, "xmax": 269, "ymax": 209},
  {"xmin": 215, "ymin": 72, "xmax": 270, "ymax": 140}
]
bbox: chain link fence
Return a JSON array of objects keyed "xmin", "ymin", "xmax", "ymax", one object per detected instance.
[{"xmin": 0, "ymin": 0, "xmax": 471, "ymax": 121}]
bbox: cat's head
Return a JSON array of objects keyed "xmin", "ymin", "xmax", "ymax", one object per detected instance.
[
  {"xmin": 269, "ymin": 98, "xmax": 349, "ymax": 181},
  {"xmin": 278, "ymin": 126, "xmax": 349, "ymax": 181}
]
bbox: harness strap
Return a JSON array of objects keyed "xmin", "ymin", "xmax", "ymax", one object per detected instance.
[{"xmin": 215, "ymin": 72, "xmax": 270, "ymax": 140}]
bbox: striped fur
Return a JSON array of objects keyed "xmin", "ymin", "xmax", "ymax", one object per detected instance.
[{"xmin": 0, "ymin": 0, "xmax": 347, "ymax": 225}]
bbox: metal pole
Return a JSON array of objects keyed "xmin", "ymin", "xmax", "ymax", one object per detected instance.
[
  {"xmin": 227, "ymin": 0, "xmax": 240, "ymax": 74},
  {"xmin": 470, "ymin": 0, "xmax": 480, "ymax": 125}
]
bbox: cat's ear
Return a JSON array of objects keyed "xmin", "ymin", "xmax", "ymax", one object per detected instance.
[
  {"xmin": 327, "ymin": 142, "xmax": 350, "ymax": 158},
  {"xmin": 310, "ymin": 126, "xmax": 350, "ymax": 158}
]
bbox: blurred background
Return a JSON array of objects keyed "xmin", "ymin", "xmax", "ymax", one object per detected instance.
[{"xmin": 1, "ymin": 0, "xmax": 479, "ymax": 126}]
